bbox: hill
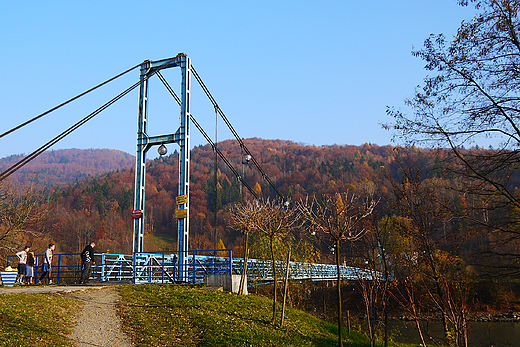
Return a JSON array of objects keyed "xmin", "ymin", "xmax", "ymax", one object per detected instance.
[
  {"xmin": 6, "ymin": 138, "xmax": 519, "ymax": 283},
  {"xmin": 39, "ymin": 139, "xmax": 401, "ymax": 255},
  {"xmin": 0, "ymin": 148, "xmax": 134, "ymax": 186}
]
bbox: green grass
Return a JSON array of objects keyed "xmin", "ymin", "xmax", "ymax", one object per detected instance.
[
  {"xmin": 0, "ymin": 285, "xmax": 422, "ymax": 347},
  {"xmin": 0, "ymin": 292, "xmax": 80, "ymax": 346},
  {"xmin": 117, "ymin": 284, "xmax": 411, "ymax": 347}
]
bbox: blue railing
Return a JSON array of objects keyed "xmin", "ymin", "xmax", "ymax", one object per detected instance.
[
  {"xmin": 7, "ymin": 250, "xmax": 380, "ymax": 286},
  {"xmin": 6, "ymin": 249, "xmax": 234, "ymax": 285},
  {"xmin": 132, "ymin": 249, "xmax": 232, "ymax": 284},
  {"xmin": 233, "ymin": 258, "xmax": 380, "ymax": 283},
  {"xmin": 7, "ymin": 253, "xmax": 83, "ymax": 284}
]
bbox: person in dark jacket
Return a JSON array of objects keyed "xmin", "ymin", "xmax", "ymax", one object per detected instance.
[{"xmin": 79, "ymin": 242, "xmax": 96, "ymax": 284}]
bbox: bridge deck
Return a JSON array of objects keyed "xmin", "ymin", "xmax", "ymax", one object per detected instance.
[{"xmin": 6, "ymin": 251, "xmax": 379, "ymax": 286}]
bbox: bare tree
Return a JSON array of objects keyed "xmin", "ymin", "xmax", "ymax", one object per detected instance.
[
  {"xmin": 279, "ymin": 232, "xmax": 313, "ymax": 327},
  {"xmin": 298, "ymin": 192, "xmax": 376, "ymax": 347},
  {"xmin": 390, "ymin": 276, "xmax": 428, "ymax": 347},
  {"xmin": 229, "ymin": 200, "xmax": 262, "ymax": 295},
  {"xmin": 253, "ymin": 198, "xmax": 302, "ymax": 325},
  {"xmin": 355, "ymin": 215, "xmax": 393, "ymax": 347},
  {"xmin": 386, "ymin": 0, "xmax": 520, "ymax": 273},
  {"xmin": 387, "ymin": 158, "xmax": 477, "ymax": 345},
  {"xmin": 0, "ymin": 180, "xmax": 49, "ymax": 260},
  {"xmin": 427, "ymin": 275, "xmax": 473, "ymax": 347}
]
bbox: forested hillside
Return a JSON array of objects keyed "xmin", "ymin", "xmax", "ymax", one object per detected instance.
[
  {"xmin": 5, "ymin": 139, "xmax": 519, "ymax": 284},
  {"xmin": 39, "ymin": 139, "xmax": 398, "ymax": 255},
  {"xmin": 0, "ymin": 148, "xmax": 134, "ymax": 186}
]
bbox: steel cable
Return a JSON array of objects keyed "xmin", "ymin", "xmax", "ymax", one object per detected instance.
[
  {"xmin": 156, "ymin": 72, "xmax": 259, "ymax": 199},
  {"xmin": 0, "ymin": 80, "xmax": 142, "ymax": 182},
  {"xmin": 0, "ymin": 56, "xmax": 182, "ymax": 182},
  {"xmin": 0, "ymin": 62, "xmax": 142, "ymax": 140},
  {"xmin": 190, "ymin": 65, "xmax": 286, "ymax": 201},
  {"xmin": 159, "ymin": 69, "xmax": 333, "ymax": 252}
]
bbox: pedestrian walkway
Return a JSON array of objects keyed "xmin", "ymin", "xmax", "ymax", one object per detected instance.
[
  {"xmin": 0, "ymin": 284, "xmax": 95, "ymax": 295},
  {"xmin": 0, "ymin": 284, "xmax": 134, "ymax": 346},
  {"xmin": 68, "ymin": 287, "xmax": 134, "ymax": 347}
]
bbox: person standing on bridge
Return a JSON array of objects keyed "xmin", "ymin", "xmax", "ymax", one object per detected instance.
[
  {"xmin": 79, "ymin": 242, "xmax": 96, "ymax": 284},
  {"xmin": 15, "ymin": 246, "xmax": 30, "ymax": 284},
  {"xmin": 38, "ymin": 243, "xmax": 55, "ymax": 284},
  {"xmin": 25, "ymin": 251, "xmax": 35, "ymax": 284}
]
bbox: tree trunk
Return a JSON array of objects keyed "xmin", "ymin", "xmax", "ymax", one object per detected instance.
[
  {"xmin": 414, "ymin": 317, "xmax": 428, "ymax": 347},
  {"xmin": 280, "ymin": 247, "xmax": 291, "ymax": 327},
  {"xmin": 270, "ymin": 234, "xmax": 277, "ymax": 325},
  {"xmin": 383, "ymin": 299, "xmax": 389, "ymax": 347},
  {"xmin": 239, "ymin": 231, "xmax": 249, "ymax": 295},
  {"xmin": 346, "ymin": 310, "xmax": 351, "ymax": 335},
  {"xmin": 335, "ymin": 238, "xmax": 343, "ymax": 347}
]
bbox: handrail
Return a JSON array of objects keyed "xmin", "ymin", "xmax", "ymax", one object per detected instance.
[{"xmin": 5, "ymin": 250, "xmax": 381, "ymax": 286}]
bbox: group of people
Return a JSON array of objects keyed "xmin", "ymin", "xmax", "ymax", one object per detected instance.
[
  {"xmin": 14, "ymin": 242, "xmax": 95, "ymax": 285},
  {"xmin": 15, "ymin": 243, "xmax": 55, "ymax": 285}
]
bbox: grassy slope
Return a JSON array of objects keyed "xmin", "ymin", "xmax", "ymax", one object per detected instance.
[
  {"xmin": 0, "ymin": 285, "xmax": 419, "ymax": 347},
  {"xmin": 117, "ymin": 284, "xmax": 410, "ymax": 347},
  {"xmin": 0, "ymin": 292, "xmax": 79, "ymax": 346}
]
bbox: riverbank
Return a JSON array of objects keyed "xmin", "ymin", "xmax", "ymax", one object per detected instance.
[{"xmin": 396, "ymin": 311, "xmax": 520, "ymax": 323}]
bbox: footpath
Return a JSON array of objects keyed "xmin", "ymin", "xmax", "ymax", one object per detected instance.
[{"xmin": 0, "ymin": 284, "xmax": 134, "ymax": 347}]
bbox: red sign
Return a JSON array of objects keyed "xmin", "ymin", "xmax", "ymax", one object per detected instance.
[{"xmin": 131, "ymin": 209, "xmax": 143, "ymax": 219}]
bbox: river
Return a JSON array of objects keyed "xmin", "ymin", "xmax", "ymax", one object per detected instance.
[{"xmin": 390, "ymin": 320, "xmax": 520, "ymax": 346}]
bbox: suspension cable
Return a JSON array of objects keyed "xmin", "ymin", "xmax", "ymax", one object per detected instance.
[
  {"xmin": 0, "ymin": 62, "xmax": 142, "ymax": 140},
  {"xmin": 0, "ymin": 57, "xmax": 182, "ymax": 182},
  {"xmin": 157, "ymin": 72, "xmax": 259, "ymax": 199},
  {"xmin": 190, "ymin": 65, "xmax": 286, "ymax": 201},
  {"xmin": 159, "ymin": 69, "xmax": 328, "ymax": 250},
  {"xmin": 162, "ymin": 66, "xmax": 330, "ymax": 251},
  {"xmin": 0, "ymin": 80, "xmax": 142, "ymax": 182}
]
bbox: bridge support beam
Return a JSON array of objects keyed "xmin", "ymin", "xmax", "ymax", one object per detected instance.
[{"xmin": 133, "ymin": 53, "xmax": 191, "ymax": 281}]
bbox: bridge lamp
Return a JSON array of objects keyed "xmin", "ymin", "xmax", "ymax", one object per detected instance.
[
  {"xmin": 158, "ymin": 144, "xmax": 168, "ymax": 156},
  {"xmin": 240, "ymin": 154, "xmax": 252, "ymax": 198}
]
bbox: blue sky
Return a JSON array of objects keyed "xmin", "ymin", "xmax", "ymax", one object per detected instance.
[{"xmin": 0, "ymin": 1, "xmax": 477, "ymax": 159}]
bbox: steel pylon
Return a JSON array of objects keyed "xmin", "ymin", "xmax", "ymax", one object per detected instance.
[{"xmin": 133, "ymin": 53, "xmax": 191, "ymax": 280}]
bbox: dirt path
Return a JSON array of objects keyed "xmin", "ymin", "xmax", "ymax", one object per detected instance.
[
  {"xmin": 67, "ymin": 287, "xmax": 134, "ymax": 347},
  {"xmin": 0, "ymin": 284, "xmax": 134, "ymax": 346}
]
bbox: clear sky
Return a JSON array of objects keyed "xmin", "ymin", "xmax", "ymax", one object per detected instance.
[{"xmin": 0, "ymin": 1, "xmax": 477, "ymax": 159}]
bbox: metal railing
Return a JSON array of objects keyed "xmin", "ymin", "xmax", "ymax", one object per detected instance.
[
  {"xmin": 7, "ymin": 250, "xmax": 380, "ymax": 286},
  {"xmin": 133, "ymin": 249, "xmax": 232, "ymax": 284},
  {"xmin": 7, "ymin": 249, "xmax": 234, "ymax": 285},
  {"xmin": 232, "ymin": 258, "xmax": 380, "ymax": 283},
  {"xmin": 7, "ymin": 253, "xmax": 83, "ymax": 284}
]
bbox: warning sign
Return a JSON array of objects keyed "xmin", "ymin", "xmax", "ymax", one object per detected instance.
[
  {"xmin": 176, "ymin": 195, "xmax": 187, "ymax": 205},
  {"xmin": 175, "ymin": 209, "xmax": 187, "ymax": 219}
]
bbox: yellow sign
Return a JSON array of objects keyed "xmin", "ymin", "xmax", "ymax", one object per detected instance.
[
  {"xmin": 176, "ymin": 194, "xmax": 188, "ymax": 205},
  {"xmin": 175, "ymin": 209, "xmax": 187, "ymax": 219}
]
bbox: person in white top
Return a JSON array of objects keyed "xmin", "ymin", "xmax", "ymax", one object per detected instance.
[
  {"xmin": 15, "ymin": 246, "xmax": 30, "ymax": 284},
  {"xmin": 37, "ymin": 243, "xmax": 55, "ymax": 285}
]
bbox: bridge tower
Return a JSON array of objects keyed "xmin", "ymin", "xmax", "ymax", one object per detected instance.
[{"xmin": 133, "ymin": 53, "xmax": 191, "ymax": 280}]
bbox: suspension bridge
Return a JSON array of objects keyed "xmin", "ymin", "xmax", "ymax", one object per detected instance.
[
  {"xmin": 7, "ymin": 251, "xmax": 378, "ymax": 286},
  {"xmin": 2, "ymin": 53, "xmax": 378, "ymax": 286}
]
